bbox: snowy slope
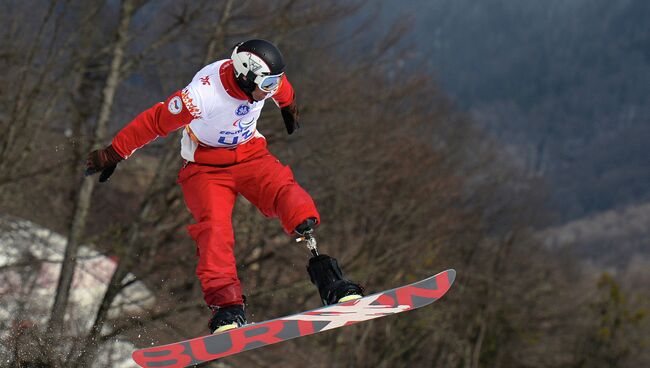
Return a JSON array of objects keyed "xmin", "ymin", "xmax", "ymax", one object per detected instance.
[{"xmin": 0, "ymin": 214, "xmax": 155, "ymax": 367}]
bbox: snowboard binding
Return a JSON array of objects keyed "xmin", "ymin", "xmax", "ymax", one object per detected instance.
[
  {"xmin": 295, "ymin": 218, "xmax": 364, "ymax": 305},
  {"xmin": 209, "ymin": 304, "xmax": 246, "ymax": 334}
]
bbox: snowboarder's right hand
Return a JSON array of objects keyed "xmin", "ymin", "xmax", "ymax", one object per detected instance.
[{"xmin": 84, "ymin": 144, "xmax": 124, "ymax": 183}]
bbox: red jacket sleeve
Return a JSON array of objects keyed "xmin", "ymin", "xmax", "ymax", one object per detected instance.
[
  {"xmin": 272, "ymin": 75, "xmax": 295, "ymax": 108},
  {"xmin": 111, "ymin": 90, "xmax": 193, "ymax": 158}
]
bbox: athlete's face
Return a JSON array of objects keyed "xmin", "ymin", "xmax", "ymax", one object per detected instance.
[{"xmin": 251, "ymin": 86, "xmax": 270, "ymax": 101}]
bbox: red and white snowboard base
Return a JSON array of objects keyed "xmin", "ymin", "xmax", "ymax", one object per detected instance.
[{"xmin": 132, "ymin": 269, "xmax": 456, "ymax": 368}]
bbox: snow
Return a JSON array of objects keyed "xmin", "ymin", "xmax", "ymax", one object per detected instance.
[{"xmin": 0, "ymin": 214, "xmax": 155, "ymax": 367}]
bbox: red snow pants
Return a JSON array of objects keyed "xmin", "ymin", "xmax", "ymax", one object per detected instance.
[{"xmin": 177, "ymin": 138, "xmax": 320, "ymax": 308}]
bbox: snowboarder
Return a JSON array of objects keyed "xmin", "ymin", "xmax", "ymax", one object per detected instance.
[{"xmin": 85, "ymin": 39, "xmax": 363, "ymax": 334}]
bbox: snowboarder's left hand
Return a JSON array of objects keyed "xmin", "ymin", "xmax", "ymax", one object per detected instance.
[
  {"xmin": 84, "ymin": 144, "xmax": 124, "ymax": 183},
  {"xmin": 281, "ymin": 101, "xmax": 300, "ymax": 135}
]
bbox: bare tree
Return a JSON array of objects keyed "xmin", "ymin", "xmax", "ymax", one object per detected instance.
[
  {"xmin": 71, "ymin": 7, "xmax": 236, "ymax": 365},
  {"xmin": 49, "ymin": 0, "xmax": 140, "ymax": 335}
]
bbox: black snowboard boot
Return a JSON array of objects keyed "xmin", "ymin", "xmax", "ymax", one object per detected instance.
[
  {"xmin": 209, "ymin": 304, "xmax": 246, "ymax": 334},
  {"xmin": 295, "ymin": 218, "xmax": 364, "ymax": 305},
  {"xmin": 307, "ymin": 254, "xmax": 364, "ymax": 305}
]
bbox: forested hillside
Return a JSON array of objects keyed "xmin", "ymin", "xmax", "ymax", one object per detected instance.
[
  {"xmin": 0, "ymin": 1, "xmax": 647, "ymax": 367},
  {"xmin": 383, "ymin": 0, "xmax": 650, "ymax": 221}
]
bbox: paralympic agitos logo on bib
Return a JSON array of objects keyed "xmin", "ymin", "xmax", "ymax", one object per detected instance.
[{"xmin": 235, "ymin": 104, "xmax": 250, "ymax": 116}]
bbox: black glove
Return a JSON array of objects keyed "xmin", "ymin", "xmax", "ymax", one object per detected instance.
[
  {"xmin": 84, "ymin": 144, "xmax": 124, "ymax": 183},
  {"xmin": 280, "ymin": 101, "xmax": 300, "ymax": 135}
]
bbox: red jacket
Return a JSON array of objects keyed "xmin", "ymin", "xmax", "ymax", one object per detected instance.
[{"xmin": 111, "ymin": 60, "xmax": 294, "ymax": 165}]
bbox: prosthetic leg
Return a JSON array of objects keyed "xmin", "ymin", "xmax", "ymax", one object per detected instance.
[{"xmin": 295, "ymin": 219, "xmax": 364, "ymax": 305}]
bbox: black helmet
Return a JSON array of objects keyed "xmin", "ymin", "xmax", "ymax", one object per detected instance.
[{"xmin": 231, "ymin": 39, "xmax": 285, "ymax": 96}]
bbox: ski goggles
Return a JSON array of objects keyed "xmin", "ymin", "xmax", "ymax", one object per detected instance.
[{"xmin": 250, "ymin": 73, "xmax": 283, "ymax": 93}]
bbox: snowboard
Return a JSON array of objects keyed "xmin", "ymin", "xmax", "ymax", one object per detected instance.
[{"xmin": 132, "ymin": 269, "xmax": 456, "ymax": 368}]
